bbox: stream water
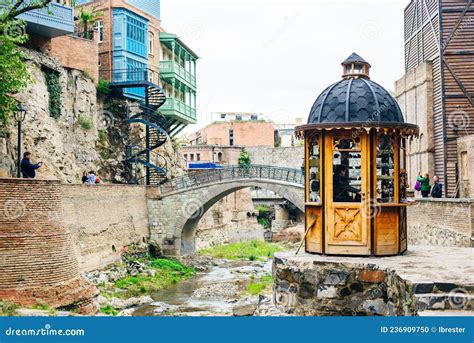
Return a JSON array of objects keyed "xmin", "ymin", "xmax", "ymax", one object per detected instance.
[{"xmin": 133, "ymin": 259, "xmax": 272, "ymax": 316}]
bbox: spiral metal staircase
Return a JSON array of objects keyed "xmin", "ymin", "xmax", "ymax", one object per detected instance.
[{"xmin": 108, "ymin": 68, "xmax": 169, "ymax": 185}]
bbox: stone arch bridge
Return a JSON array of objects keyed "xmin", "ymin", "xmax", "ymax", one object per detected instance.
[{"xmin": 149, "ymin": 165, "xmax": 304, "ymax": 255}]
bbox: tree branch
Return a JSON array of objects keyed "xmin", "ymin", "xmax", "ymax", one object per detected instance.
[{"xmin": 4, "ymin": 0, "xmax": 52, "ymax": 22}]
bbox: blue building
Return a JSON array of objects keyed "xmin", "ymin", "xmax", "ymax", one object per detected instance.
[
  {"xmin": 78, "ymin": 0, "xmax": 198, "ymax": 134},
  {"xmin": 1, "ymin": 0, "xmax": 74, "ymax": 38},
  {"xmin": 77, "ymin": 0, "xmax": 198, "ymax": 185}
]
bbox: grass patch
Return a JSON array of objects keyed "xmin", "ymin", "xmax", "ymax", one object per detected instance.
[
  {"xmin": 247, "ymin": 274, "xmax": 273, "ymax": 295},
  {"xmin": 100, "ymin": 305, "xmax": 118, "ymax": 316},
  {"xmin": 78, "ymin": 115, "xmax": 93, "ymax": 130},
  {"xmin": 199, "ymin": 240, "xmax": 282, "ymax": 261},
  {"xmin": 106, "ymin": 258, "xmax": 194, "ymax": 299}
]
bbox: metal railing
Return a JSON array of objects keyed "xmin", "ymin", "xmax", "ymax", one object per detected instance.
[
  {"xmin": 160, "ymin": 60, "xmax": 196, "ymax": 88},
  {"xmin": 161, "ymin": 98, "xmax": 196, "ymax": 122},
  {"xmin": 102, "ymin": 68, "xmax": 160, "ymax": 84},
  {"xmin": 159, "ymin": 164, "xmax": 304, "ymax": 194}
]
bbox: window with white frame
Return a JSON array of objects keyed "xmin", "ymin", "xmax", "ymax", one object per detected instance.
[
  {"xmin": 95, "ymin": 20, "xmax": 104, "ymax": 43},
  {"xmin": 148, "ymin": 31, "xmax": 154, "ymax": 55}
]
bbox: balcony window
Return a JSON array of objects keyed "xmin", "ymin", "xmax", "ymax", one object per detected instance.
[
  {"xmin": 126, "ymin": 15, "xmax": 147, "ymax": 56},
  {"xmin": 197, "ymin": 154, "xmax": 201, "ymax": 161},
  {"xmin": 184, "ymin": 154, "xmax": 188, "ymax": 161}
]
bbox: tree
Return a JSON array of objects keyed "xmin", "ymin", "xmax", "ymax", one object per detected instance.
[
  {"xmin": 2, "ymin": 0, "xmax": 52, "ymax": 22},
  {"xmin": 0, "ymin": 1, "xmax": 52, "ymax": 126},
  {"xmin": 238, "ymin": 150, "xmax": 251, "ymax": 167},
  {"xmin": 77, "ymin": 7, "xmax": 102, "ymax": 40}
]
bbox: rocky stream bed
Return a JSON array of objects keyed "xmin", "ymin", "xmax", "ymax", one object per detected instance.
[{"xmin": 85, "ymin": 254, "xmax": 289, "ymax": 317}]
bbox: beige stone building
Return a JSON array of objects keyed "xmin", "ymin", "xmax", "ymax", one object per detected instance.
[
  {"xmin": 181, "ymin": 145, "xmax": 243, "ymax": 166},
  {"xmin": 395, "ymin": 0, "xmax": 473, "ymax": 197}
]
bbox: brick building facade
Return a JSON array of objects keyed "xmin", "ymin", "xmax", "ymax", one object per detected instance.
[{"xmin": 188, "ymin": 121, "xmax": 276, "ymax": 147}]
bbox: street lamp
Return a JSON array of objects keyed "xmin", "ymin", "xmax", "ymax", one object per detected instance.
[{"xmin": 13, "ymin": 103, "xmax": 27, "ymax": 178}]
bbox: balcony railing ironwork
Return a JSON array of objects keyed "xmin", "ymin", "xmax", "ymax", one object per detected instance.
[
  {"xmin": 4, "ymin": 0, "xmax": 75, "ymax": 37},
  {"xmin": 160, "ymin": 60, "xmax": 196, "ymax": 89},
  {"xmin": 160, "ymin": 98, "xmax": 196, "ymax": 123}
]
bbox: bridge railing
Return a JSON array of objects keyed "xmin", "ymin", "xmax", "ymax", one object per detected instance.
[{"xmin": 159, "ymin": 165, "xmax": 304, "ymax": 194}]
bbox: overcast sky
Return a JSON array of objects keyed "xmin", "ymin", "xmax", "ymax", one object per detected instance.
[{"xmin": 160, "ymin": 0, "xmax": 408, "ymax": 135}]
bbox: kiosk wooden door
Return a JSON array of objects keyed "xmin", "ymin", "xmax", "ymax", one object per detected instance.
[{"xmin": 325, "ymin": 132, "xmax": 371, "ymax": 255}]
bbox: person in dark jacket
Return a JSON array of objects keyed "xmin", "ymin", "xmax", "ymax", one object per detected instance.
[
  {"xmin": 431, "ymin": 175, "xmax": 443, "ymax": 198},
  {"xmin": 81, "ymin": 171, "xmax": 89, "ymax": 184},
  {"xmin": 333, "ymin": 164, "xmax": 360, "ymax": 202},
  {"xmin": 20, "ymin": 152, "xmax": 42, "ymax": 178}
]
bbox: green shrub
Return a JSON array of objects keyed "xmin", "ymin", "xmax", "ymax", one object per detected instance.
[
  {"xmin": 97, "ymin": 78, "xmax": 111, "ymax": 95},
  {"xmin": 238, "ymin": 150, "xmax": 250, "ymax": 166},
  {"xmin": 98, "ymin": 129, "xmax": 107, "ymax": 145},
  {"xmin": 78, "ymin": 115, "xmax": 93, "ymax": 130},
  {"xmin": 0, "ymin": 301, "xmax": 19, "ymax": 316},
  {"xmin": 43, "ymin": 69, "xmax": 61, "ymax": 119}
]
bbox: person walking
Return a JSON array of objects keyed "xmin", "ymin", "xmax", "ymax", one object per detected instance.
[
  {"xmin": 431, "ymin": 175, "xmax": 443, "ymax": 198},
  {"xmin": 416, "ymin": 172, "xmax": 431, "ymax": 198},
  {"xmin": 20, "ymin": 152, "xmax": 42, "ymax": 179}
]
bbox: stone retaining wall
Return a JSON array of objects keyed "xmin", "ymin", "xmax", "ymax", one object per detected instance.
[
  {"xmin": 407, "ymin": 198, "xmax": 473, "ymax": 247},
  {"xmin": 61, "ymin": 184, "xmax": 150, "ymax": 272},
  {"xmin": 273, "ymin": 253, "xmax": 416, "ymax": 316},
  {"xmin": 246, "ymin": 146, "xmax": 304, "ymax": 169}
]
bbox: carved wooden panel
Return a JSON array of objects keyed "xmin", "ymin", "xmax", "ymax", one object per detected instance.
[{"xmin": 333, "ymin": 207, "xmax": 362, "ymax": 242}]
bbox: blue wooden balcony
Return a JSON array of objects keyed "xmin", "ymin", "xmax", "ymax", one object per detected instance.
[{"xmin": 16, "ymin": 1, "xmax": 74, "ymax": 38}]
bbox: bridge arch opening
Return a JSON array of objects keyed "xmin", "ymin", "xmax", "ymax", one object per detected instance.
[{"xmin": 179, "ymin": 183, "xmax": 304, "ymax": 255}]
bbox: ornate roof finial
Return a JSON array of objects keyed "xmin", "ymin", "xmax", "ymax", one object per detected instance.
[{"xmin": 341, "ymin": 52, "xmax": 371, "ymax": 79}]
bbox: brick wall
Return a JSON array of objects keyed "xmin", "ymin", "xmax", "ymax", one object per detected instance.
[
  {"xmin": 61, "ymin": 184, "xmax": 149, "ymax": 272},
  {"xmin": 407, "ymin": 198, "xmax": 473, "ymax": 247},
  {"xmin": 48, "ymin": 35, "xmax": 99, "ymax": 83},
  {"xmin": 191, "ymin": 122, "xmax": 276, "ymax": 147},
  {"xmin": 26, "ymin": 34, "xmax": 99, "ymax": 83},
  {"xmin": 0, "ymin": 178, "xmax": 97, "ymax": 314}
]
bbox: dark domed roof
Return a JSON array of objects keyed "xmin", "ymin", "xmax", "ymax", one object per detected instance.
[{"xmin": 307, "ymin": 76, "xmax": 404, "ymax": 125}]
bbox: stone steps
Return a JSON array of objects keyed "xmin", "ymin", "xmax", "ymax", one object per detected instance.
[
  {"xmin": 412, "ymin": 282, "xmax": 474, "ymax": 313},
  {"xmin": 415, "ymin": 293, "xmax": 473, "ymax": 311},
  {"xmin": 418, "ymin": 310, "xmax": 474, "ymax": 316}
]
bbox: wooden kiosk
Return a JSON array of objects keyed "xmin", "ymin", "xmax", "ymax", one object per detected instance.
[{"xmin": 296, "ymin": 53, "xmax": 419, "ymax": 256}]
